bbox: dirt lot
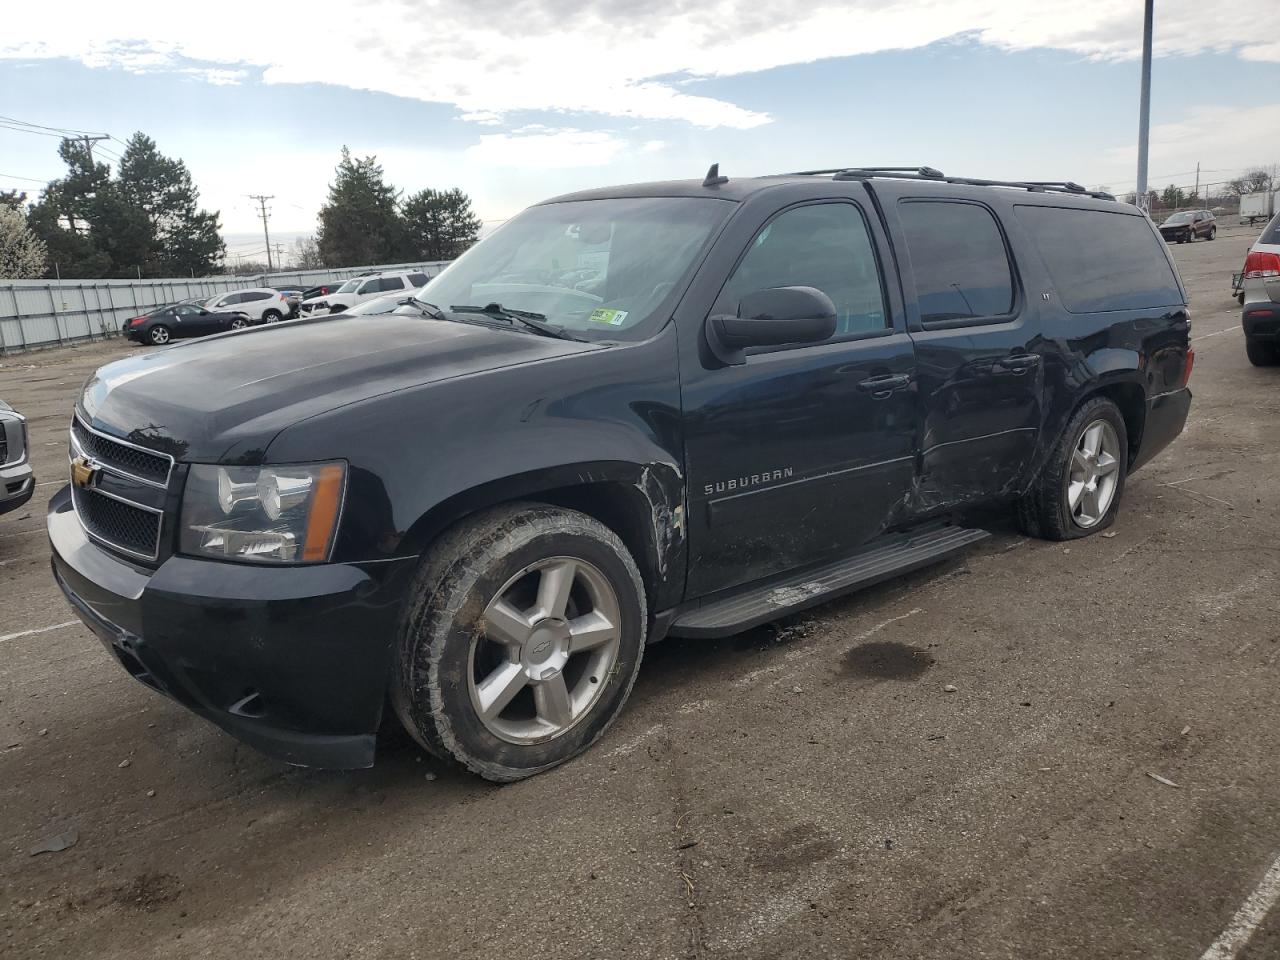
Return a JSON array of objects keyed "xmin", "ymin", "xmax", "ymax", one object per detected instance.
[{"xmin": 1, "ymin": 224, "xmax": 1277, "ymax": 960}]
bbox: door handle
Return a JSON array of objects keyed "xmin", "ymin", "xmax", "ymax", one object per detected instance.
[
  {"xmin": 994, "ymin": 354, "xmax": 1041, "ymax": 374},
  {"xmin": 857, "ymin": 373, "xmax": 912, "ymax": 398}
]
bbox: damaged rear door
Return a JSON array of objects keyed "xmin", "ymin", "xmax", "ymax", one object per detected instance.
[
  {"xmin": 885, "ymin": 195, "xmax": 1043, "ymax": 508},
  {"xmin": 681, "ymin": 190, "xmax": 919, "ymax": 597}
]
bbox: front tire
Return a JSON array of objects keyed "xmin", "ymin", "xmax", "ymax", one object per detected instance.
[
  {"xmin": 263, "ymin": 309, "xmax": 283, "ymax": 323},
  {"xmin": 1246, "ymin": 338, "xmax": 1280, "ymax": 367},
  {"xmin": 1208, "ymin": 227, "xmax": 1216, "ymax": 240},
  {"xmin": 392, "ymin": 503, "xmax": 647, "ymax": 782},
  {"xmin": 148, "ymin": 325, "xmax": 171, "ymax": 345},
  {"xmin": 230, "ymin": 318, "xmax": 248, "ymax": 330},
  {"xmin": 1017, "ymin": 397, "xmax": 1128, "ymax": 540}
]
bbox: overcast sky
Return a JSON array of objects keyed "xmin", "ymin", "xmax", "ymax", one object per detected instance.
[{"xmin": 2, "ymin": 0, "xmax": 1278, "ymax": 261}]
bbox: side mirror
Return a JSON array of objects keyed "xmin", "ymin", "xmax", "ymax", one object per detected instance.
[{"xmin": 706, "ymin": 286, "xmax": 837, "ymax": 365}]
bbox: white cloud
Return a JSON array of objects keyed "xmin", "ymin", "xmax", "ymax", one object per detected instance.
[
  {"xmin": 465, "ymin": 129, "xmax": 627, "ymax": 168},
  {"xmin": 641, "ymin": 140, "xmax": 666, "ymax": 153},
  {"xmin": 3, "ymin": 1, "xmax": 1277, "ymax": 130},
  {"xmin": 1101, "ymin": 103, "xmax": 1280, "ymax": 191}
]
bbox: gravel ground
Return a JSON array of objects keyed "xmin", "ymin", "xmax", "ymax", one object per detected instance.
[{"xmin": 1, "ymin": 224, "xmax": 1277, "ymax": 960}]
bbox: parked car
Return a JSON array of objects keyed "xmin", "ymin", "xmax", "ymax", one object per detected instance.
[
  {"xmin": 275, "ymin": 289, "xmax": 305, "ymax": 317},
  {"xmin": 1158, "ymin": 210, "xmax": 1216, "ymax": 243},
  {"xmin": 204, "ymin": 288, "xmax": 292, "ymax": 323},
  {"xmin": 301, "ymin": 281, "xmax": 345, "ymax": 302},
  {"xmin": 299, "ymin": 270, "xmax": 431, "ymax": 315},
  {"xmin": 0, "ymin": 398, "xmax": 33, "ymax": 516},
  {"xmin": 49, "ymin": 166, "xmax": 1192, "ymax": 780},
  {"xmin": 1239, "ymin": 212, "xmax": 1280, "ymax": 311},
  {"xmin": 1243, "ymin": 300, "xmax": 1280, "ymax": 366},
  {"xmin": 123, "ymin": 303, "xmax": 251, "ymax": 345},
  {"xmin": 335, "ymin": 292, "xmax": 416, "ymax": 316}
]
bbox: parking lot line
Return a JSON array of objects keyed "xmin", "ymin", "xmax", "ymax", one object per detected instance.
[
  {"xmin": 0, "ymin": 621, "xmax": 79, "ymax": 644},
  {"xmin": 1199, "ymin": 852, "xmax": 1280, "ymax": 960}
]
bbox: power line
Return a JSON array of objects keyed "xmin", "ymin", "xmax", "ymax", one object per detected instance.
[
  {"xmin": 0, "ymin": 171, "xmax": 49, "ymax": 183},
  {"xmin": 0, "ymin": 113, "xmax": 109, "ymax": 137}
]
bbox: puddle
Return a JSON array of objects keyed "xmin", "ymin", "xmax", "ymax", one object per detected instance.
[{"xmin": 842, "ymin": 641, "xmax": 934, "ymax": 680}]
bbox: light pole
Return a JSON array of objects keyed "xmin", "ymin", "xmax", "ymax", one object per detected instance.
[{"xmin": 1135, "ymin": 0, "xmax": 1154, "ymax": 214}]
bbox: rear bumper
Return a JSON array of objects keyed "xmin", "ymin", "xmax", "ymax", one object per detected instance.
[
  {"xmin": 1131, "ymin": 387, "xmax": 1191, "ymax": 473},
  {"xmin": 48, "ymin": 484, "xmax": 414, "ymax": 768},
  {"xmin": 1243, "ymin": 302, "xmax": 1280, "ymax": 341}
]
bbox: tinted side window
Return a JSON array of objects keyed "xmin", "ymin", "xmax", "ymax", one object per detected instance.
[
  {"xmin": 245, "ymin": 292, "xmax": 271, "ymax": 302},
  {"xmin": 897, "ymin": 200, "xmax": 1014, "ymax": 324},
  {"xmin": 358, "ymin": 279, "xmax": 381, "ymax": 295},
  {"xmin": 1014, "ymin": 206, "xmax": 1182, "ymax": 313},
  {"xmin": 379, "ymin": 276, "xmax": 406, "ymax": 292},
  {"xmin": 407, "ymin": 273, "xmax": 429, "ymax": 286},
  {"xmin": 220, "ymin": 293, "xmax": 242, "ymax": 305},
  {"xmin": 720, "ymin": 202, "xmax": 887, "ymax": 339}
]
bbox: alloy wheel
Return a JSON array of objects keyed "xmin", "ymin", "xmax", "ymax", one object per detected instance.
[
  {"xmin": 150, "ymin": 327, "xmax": 170, "ymax": 344},
  {"xmin": 230, "ymin": 319, "xmax": 247, "ymax": 330},
  {"xmin": 469, "ymin": 556, "xmax": 622, "ymax": 744},
  {"xmin": 1067, "ymin": 419, "xmax": 1121, "ymax": 528}
]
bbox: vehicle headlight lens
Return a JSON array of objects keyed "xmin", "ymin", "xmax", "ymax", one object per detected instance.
[{"xmin": 181, "ymin": 462, "xmax": 346, "ymax": 564}]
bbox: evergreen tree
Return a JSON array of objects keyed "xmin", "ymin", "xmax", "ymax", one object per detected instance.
[
  {"xmin": 316, "ymin": 148, "xmax": 403, "ymax": 266},
  {"xmin": 402, "ymin": 187, "xmax": 481, "ymax": 261}
]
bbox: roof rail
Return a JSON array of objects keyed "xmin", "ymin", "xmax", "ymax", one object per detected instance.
[{"xmin": 781, "ymin": 166, "xmax": 1115, "ymax": 201}]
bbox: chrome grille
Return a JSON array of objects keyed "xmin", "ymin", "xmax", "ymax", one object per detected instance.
[
  {"xmin": 71, "ymin": 418, "xmax": 171, "ymax": 486},
  {"xmin": 69, "ymin": 416, "xmax": 175, "ymax": 562},
  {"xmin": 72, "ymin": 485, "xmax": 163, "ymax": 561}
]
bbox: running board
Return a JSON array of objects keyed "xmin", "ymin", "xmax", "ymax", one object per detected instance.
[{"xmin": 668, "ymin": 525, "xmax": 989, "ymax": 638}]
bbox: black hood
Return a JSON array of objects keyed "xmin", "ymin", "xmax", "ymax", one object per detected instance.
[{"xmin": 79, "ymin": 313, "xmax": 600, "ymax": 463}]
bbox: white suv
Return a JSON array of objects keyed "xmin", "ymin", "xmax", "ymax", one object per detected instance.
[
  {"xmin": 300, "ymin": 271, "xmax": 431, "ymax": 316},
  {"xmin": 205, "ymin": 288, "xmax": 293, "ymax": 323}
]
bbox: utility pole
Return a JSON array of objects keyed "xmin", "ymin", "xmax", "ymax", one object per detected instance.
[
  {"xmin": 1134, "ymin": 0, "xmax": 1154, "ymax": 215},
  {"xmin": 273, "ymin": 242, "xmax": 285, "ymax": 271},
  {"xmin": 1194, "ymin": 162, "xmax": 1200, "ymax": 205},
  {"xmin": 78, "ymin": 134, "xmax": 109, "ymax": 165},
  {"xmin": 249, "ymin": 195, "xmax": 275, "ymax": 272}
]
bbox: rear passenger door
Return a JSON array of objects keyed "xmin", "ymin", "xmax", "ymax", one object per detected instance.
[{"xmin": 888, "ymin": 197, "xmax": 1043, "ymax": 510}]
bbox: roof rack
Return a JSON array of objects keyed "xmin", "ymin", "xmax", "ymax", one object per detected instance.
[{"xmin": 781, "ymin": 166, "xmax": 1115, "ymax": 201}]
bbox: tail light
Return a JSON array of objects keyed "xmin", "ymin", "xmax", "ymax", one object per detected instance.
[
  {"xmin": 1243, "ymin": 251, "xmax": 1280, "ymax": 279},
  {"xmin": 1179, "ymin": 347, "xmax": 1195, "ymax": 389},
  {"xmin": 128, "ymin": 317, "xmax": 145, "ymax": 327}
]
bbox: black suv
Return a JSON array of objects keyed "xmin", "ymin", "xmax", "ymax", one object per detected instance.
[{"xmin": 49, "ymin": 166, "xmax": 1193, "ymax": 780}]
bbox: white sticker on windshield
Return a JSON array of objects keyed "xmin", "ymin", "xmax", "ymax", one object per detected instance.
[{"xmin": 588, "ymin": 308, "xmax": 628, "ymax": 326}]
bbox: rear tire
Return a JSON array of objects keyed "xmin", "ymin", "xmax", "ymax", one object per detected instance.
[
  {"xmin": 392, "ymin": 503, "xmax": 647, "ymax": 782},
  {"xmin": 1246, "ymin": 338, "xmax": 1280, "ymax": 367},
  {"xmin": 148, "ymin": 325, "xmax": 171, "ymax": 345},
  {"xmin": 1208, "ymin": 227, "xmax": 1216, "ymax": 240},
  {"xmin": 1017, "ymin": 397, "xmax": 1128, "ymax": 541}
]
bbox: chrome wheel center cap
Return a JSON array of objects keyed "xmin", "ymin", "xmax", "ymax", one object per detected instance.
[{"xmin": 522, "ymin": 619, "xmax": 570, "ymax": 675}]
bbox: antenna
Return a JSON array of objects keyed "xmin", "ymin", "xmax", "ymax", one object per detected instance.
[{"xmin": 702, "ymin": 163, "xmax": 729, "ymax": 188}]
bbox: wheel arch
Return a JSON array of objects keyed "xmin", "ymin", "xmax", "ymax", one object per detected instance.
[
  {"xmin": 1089, "ymin": 380, "xmax": 1146, "ymax": 465},
  {"xmin": 401, "ymin": 460, "xmax": 685, "ymax": 614}
]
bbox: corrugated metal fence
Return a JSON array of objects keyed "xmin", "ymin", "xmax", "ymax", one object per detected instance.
[{"xmin": 0, "ymin": 260, "xmax": 452, "ymax": 354}]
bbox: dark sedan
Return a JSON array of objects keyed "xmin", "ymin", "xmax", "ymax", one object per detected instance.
[
  {"xmin": 123, "ymin": 303, "xmax": 251, "ymax": 346},
  {"xmin": 1159, "ymin": 210, "xmax": 1217, "ymax": 243}
]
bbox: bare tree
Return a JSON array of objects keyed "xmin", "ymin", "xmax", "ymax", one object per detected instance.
[{"xmin": 1226, "ymin": 166, "xmax": 1278, "ymax": 198}]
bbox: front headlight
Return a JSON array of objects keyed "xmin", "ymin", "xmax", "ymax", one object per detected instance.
[{"xmin": 180, "ymin": 462, "xmax": 346, "ymax": 563}]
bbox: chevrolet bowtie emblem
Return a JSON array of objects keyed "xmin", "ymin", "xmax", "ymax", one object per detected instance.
[{"xmin": 71, "ymin": 455, "xmax": 99, "ymax": 489}]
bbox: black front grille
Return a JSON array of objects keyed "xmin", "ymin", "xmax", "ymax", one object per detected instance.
[
  {"xmin": 74, "ymin": 486, "xmax": 161, "ymax": 559},
  {"xmin": 0, "ymin": 434, "xmax": 7, "ymax": 465},
  {"xmin": 72, "ymin": 419, "xmax": 170, "ymax": 484}
]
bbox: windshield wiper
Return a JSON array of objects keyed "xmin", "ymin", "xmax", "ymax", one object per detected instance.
[
  {"xmin": 401, "ymin": 298, "xmax": 447, "ymax": 320},
  {"xmin": 450, "ymin": 302, "xmax": 585, "ymax": 341}
]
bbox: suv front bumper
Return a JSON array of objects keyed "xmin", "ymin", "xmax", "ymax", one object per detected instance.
[
  {"xmin": 1, "ymin": 460, "xmax": 34, "ymax": 516},
  {"xmin": 48, "ymin": 484, "xmax": 414, "ymax": 769}
]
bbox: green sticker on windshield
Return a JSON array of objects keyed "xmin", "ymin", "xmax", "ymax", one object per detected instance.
[{"xmin": 588, "ymin": 308, "xmax": 628, "ymax": 326}]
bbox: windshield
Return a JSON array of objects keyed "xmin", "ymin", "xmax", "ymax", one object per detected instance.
[
  {"xmin": 413, "ymin": 197, "xmax": 732, "ymax": 338},
  {"xmin": 1164, "ymin": 212, "xmax": 1194, "ymax": 225},
  {"xmin": 335, "ymin": 278, "xmax": 362, "ymax": 294}
]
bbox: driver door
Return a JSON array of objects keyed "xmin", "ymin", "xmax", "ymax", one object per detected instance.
[{"xmin": 680, "ymin": 197, "xmax": 920, "ymax": 598}]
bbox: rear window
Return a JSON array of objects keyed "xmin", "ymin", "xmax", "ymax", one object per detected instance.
[
  {"xmin": 407, "ymin": 273, "xmax": 429, "ymax": 286},
  {"xmin": 1014, "ymin": 206, "xmax": 1182, "ymax": 313},
  {"xmin": 1262, "ymin": 213, "xmax": 1280, "ymax": 246},
  {"xmin": 897, "ymin": 200, "xmax": 1015, "ymax": 325}
]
